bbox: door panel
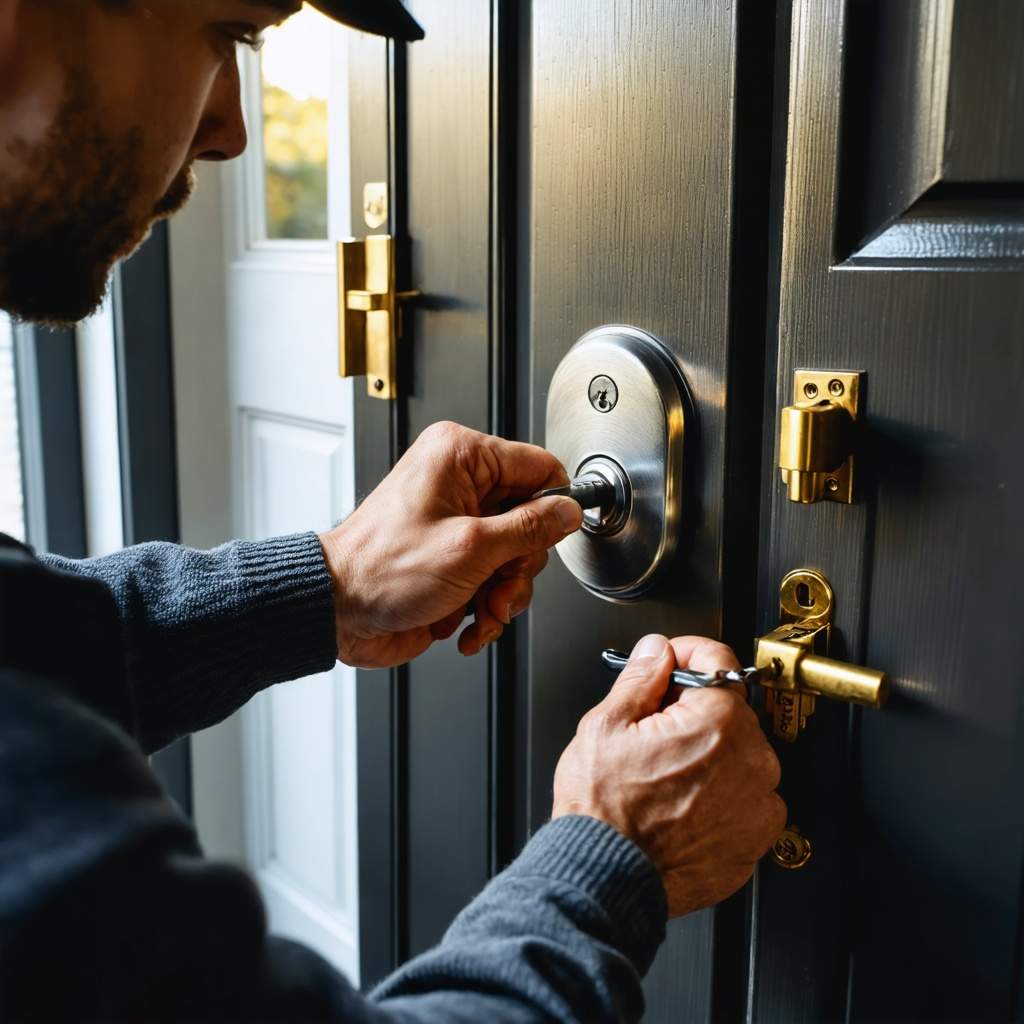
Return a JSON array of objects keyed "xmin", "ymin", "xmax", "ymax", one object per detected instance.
[
  {"xmin": 755, "ymin": 1, "xmax": 1024, "ymax": 1020},
  {"xmin": 175, "ymin": 10, "xmax": 361, "ymax": 982},
  {"xmin": 527, "ymin": 2, "xmax": 763, "ymax": 1018},
  {"xmin": 403, "ymin": 0, "xmax": 494, "ymax": 957}
]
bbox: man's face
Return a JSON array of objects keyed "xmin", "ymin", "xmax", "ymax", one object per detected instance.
[{"xmin": 0, "ymin": 0, "xmax": 299, "ymax": 326}]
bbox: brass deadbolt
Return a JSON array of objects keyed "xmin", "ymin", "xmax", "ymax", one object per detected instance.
[{"xmin": 754, "ymin": 569, "xmax": 889, "ymax": 742}]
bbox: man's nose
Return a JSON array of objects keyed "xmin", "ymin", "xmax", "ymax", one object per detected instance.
[{"xmin": 192, "ymin": 60, "xmax": 247, "ymax": 162}]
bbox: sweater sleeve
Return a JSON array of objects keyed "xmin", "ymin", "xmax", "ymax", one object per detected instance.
[
  {"xmin": 372, "ymin": 815, "xmax": 666, "ymax": 1023},
  {"xmin": 1, "ymin": 665, "xmax": 666, "ymax": 1024},
  {"xmin": 39, "ymin": 532, "xmax": 337, "ymax": 753}
]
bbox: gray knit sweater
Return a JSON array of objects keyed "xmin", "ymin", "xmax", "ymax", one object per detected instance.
[{"xmin": 0, "ymin": 531, "xmax": 667, "ymax": 1022}]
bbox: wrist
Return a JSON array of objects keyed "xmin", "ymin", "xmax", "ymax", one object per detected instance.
[{"xmin": 317, "ymin": 524, "xmax": 359, "ymax": 659}]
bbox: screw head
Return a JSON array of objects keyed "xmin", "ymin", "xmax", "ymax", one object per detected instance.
[
  {"xmin": 588, "ymin": 375, "xmax": 619, "ymax": 413},
  {"xmin": 825, "ymin": 476, "xmax": 840, "ymax": 493},
  {"xmin": 373, "ymin": 378, "xmax": 385, "ymax": 392},
  {"xmin": 828, "ymin": 378, "xmax": 845, "ymax": 397},
  {"xmin": 771, "ymin": 827, "xmax": 812, "ymax": 869},
  {"xmin": 803, "ymin": 382, "xmax": 819, "ymax": 400}
]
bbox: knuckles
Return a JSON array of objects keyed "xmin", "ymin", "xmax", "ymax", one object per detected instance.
[{"xmin": 418, "ymin": 420, "xmax": 465, "ymax": 448}]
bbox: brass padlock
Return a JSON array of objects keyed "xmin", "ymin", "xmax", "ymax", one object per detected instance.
[{"xmin": 754, "ymin": 570, "xmax": 889, "ymax": 741}]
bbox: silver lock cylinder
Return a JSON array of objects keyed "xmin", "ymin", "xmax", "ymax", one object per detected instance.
[{"xmin": 545, "ymin": 325, "xmax": 688, "ymax": 601}]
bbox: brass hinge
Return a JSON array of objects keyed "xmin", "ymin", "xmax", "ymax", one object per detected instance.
[{"xmin": 337, "ymin": 234, "xmax": 419, "ymax": 400}]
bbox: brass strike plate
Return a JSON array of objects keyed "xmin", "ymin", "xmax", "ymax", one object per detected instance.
[
  {"xmin": 337, "ymin": 234, "xmax": 418, "ymax": 400},
  {"xmin": 780, "ymin": 370, "xmax": 861, "ymax": 504}
]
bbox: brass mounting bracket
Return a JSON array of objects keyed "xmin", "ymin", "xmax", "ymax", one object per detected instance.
[
  {"xmin": 755, "ymin": 569, "xmax": 888, "ymax": 742},
  {"xmin": 779, "ymin": 370, "xmax": 861, "ymax": 504},
  {"xmin": 336, "ymin": 234, "xmax": 419, "ymax": 400}
]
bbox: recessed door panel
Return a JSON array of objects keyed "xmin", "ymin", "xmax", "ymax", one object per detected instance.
[{"xmin": 755, "ymin": 2, "xmax": 1024, "ymax": 1020}]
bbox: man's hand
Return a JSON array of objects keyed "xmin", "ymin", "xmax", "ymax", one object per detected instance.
[
  {"xmin": 319, "ymin": 421, "xmax": 583, "ymax": 668},
  {"xmin": 552, "ymin": 634, "xmax": 785, "ymax": 918}
]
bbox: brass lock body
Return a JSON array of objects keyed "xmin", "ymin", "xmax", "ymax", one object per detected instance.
[
  {"xmin": 779, "ymin": 370, "xmax": 861, "ymax": 504},
  {"xmin": 545, "ymin": 325, "xmax": 689, "ymax": 601},
  {"xmin": 755, "ymin": 570, "xmax": 889, "ymax": 741}
]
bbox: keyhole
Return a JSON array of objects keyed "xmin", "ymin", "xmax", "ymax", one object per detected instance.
[
  {"xmin": 597, "ymin": 390, "xmax": 609, "ymax": 409},
  {"xmin": 795, "ymin": 582, "xmax": 814, "ymax": 609}
]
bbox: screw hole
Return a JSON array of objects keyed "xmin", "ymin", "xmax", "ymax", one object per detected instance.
[
  {"xmin": 795, "ymin": 581, "xmax": 814, "ymax": 608},
  {"xmin": 803, "ymin": 382, "xmax": 819, "ymax": 400}
]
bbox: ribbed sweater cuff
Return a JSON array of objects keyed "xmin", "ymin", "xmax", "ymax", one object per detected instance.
[
  {"xmin": 225, "ymin": 531, "xmax": 337, "ymax": 682},
  {"xmin": 507, "ymin": 815, "xmax": 667, "ymax": 974},
  {"xmin": 135, "ymin": 531, "xmax": 338, "ymax": 751}
]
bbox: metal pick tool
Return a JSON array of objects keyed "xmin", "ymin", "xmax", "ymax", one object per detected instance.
[
  {"xmin": 534, "ymin": 475, "xmax": 615, "ymax": 510},
  {"xmin": 601, "ymin": 649, "xmax": 779, "ymax": 690}
]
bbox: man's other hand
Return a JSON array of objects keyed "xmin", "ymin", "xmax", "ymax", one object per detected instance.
[
  {"xmin": 319, "ymin": 421, "xmax": 583, "ymax": 668},
  {"xmin": 552, "ymin": 634, "xmax": 785, "ymax": 918}
]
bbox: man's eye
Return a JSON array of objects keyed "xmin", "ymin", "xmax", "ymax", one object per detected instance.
[{"xmin": 217, "ymin": 23, "xmax": 265, "ymax": 53}]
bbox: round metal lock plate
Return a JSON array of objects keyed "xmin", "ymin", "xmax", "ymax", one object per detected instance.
[{"xmin": 545, "ymin": 325, "xmax": 688, "ymax": 601}]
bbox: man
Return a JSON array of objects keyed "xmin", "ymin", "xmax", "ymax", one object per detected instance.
[{"xmin": 0, "ymin": 0, "xmax": 785, "ymax": 1020}]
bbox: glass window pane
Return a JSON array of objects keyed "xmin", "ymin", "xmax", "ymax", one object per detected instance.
[
  {"xmin": 261, "ymin": 4, "xmax": 330, "ymax": 240},
  {"xmin": 0, "ymin": 314, "xmax": 25, "ymax": 540}
]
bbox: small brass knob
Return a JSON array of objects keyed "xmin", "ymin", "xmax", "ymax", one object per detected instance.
[{"xmin": 771, "ymin": 827, "xmax": 812, "ymax": 869}]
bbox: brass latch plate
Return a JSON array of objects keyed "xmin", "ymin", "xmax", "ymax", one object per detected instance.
[{"xmin": 337, "ymin": 234, "xmax": 417, "ymax": 400}]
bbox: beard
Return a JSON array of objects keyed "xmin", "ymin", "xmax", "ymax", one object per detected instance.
[{"xmin": 0, "ymin": 70, "xmax": 195, "ymax": 327}]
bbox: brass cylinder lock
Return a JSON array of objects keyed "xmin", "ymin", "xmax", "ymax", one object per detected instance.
[{"xmin": 754, "ymin": 569, "xmax": 889, "ymax": 741}]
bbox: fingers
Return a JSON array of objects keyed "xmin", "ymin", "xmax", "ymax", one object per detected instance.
[
  {"xmin": 668, "ymin": 635, "xmax": 741, "ymax": 672},
  {"xmin": 458, "ymin": 591, "xmax": 505, "ymax": 655},
  {"xmin": 430, "ymin": 606, "xmax": 468, "ymax": 641},
  {"xmin": 485, "ymin": 575, "xmax": 533, "ymax": 624},
  {"xmin": 472, "ymin": 495, "xmax": 582, "ymax": 570},
  {"xmin": 478, "ymin": 432, "xmax": 571, "ymax": 494},
  {"xmin": 599, "ymin": 634, "xmax": 676, "ymax": 726},
  {"xmin": 668, "ymin": 635, "xmax": 746, "ymax": 700},
  {"xmin": 496, "ymin": 551, "xmax": 549, "ymax": 581}
]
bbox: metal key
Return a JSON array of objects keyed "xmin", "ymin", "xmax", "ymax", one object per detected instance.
[
  {"xmin": 535, "ymin": 475, "xmax": 615, "ymax": 510},
  {"xmin": 601, "ymin": 649, "xmax": 778, "ymax": 690}
]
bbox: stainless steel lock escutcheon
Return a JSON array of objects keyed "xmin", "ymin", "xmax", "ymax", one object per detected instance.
[{"xmin": 545, "ymin": 325, "xmax": 688, "ymax": 601}]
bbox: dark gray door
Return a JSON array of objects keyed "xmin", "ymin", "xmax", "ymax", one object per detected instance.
[
  {"xmin": 753, "ymin": 1, "xmax": 1024, "ymax": 1021},
  {"xmin": 525, "ymin": 2, "xmax": 773, "ymax": 1020},
  {"xmin": 354, "ymin": 0, "xmax": 1024, "ymax": 1020}
]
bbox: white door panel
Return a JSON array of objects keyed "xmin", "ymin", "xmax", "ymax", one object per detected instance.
[{"xmin": 171, "ymin": 7, "xmax": 359, "ymax": 985}]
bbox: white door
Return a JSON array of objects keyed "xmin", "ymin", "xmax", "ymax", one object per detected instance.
[{"xmin": 169, "ymin": 6, "xmax": 359, "ymax": 982}]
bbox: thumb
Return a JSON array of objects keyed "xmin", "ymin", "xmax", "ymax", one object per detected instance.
[
  {"xmin": 475, "ymin": 495, "xmax": 582, "ymax": 568},
  {"xmin": 602, "ymin": 634, "xmax": 675, "ymax": 725}
]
